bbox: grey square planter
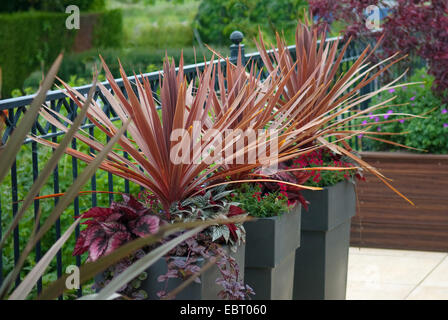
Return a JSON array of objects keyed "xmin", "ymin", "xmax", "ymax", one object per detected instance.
[
  {"xmin": 97, "ymin": 244, "xmax": 245, "ymax": 300},
  {"xmin": 293, "ymin": 180, "xmax": 356, "ymax": 300},
  {"xmin": 244, "ymin": 205, "xmax": 301, "ymax": 300}
]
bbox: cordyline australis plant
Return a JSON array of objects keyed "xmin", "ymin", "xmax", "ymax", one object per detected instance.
[
  {"xmin": 253, "ymin": 22, "xmax": 419, "ymax": 203},
  {"xmin": 33, "ymin": 51, "xmax": 326, "ymax": 220},
  {"xmin": 32, "ymin": 50, "xmax": 310, "ymax": 300},
  {"xmin": 34, "ymin": 21, "xmax": 419, "ymax": 214}
]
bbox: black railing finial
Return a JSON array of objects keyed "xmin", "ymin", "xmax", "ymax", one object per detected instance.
[
  {"xmin": 230, "ymin": 30, "xmax": 244, "ymax": 45},
  {"xmin": 230, "ymin": 30, "xmax": 245, "ymax": 65}
]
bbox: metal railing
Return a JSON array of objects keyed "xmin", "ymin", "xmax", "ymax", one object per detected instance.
[{"xmin": 0, "ymin": 31, "xmax": 368, "ymax": 298}]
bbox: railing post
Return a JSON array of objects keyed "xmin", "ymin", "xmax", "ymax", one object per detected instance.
[{"xmin": 230, "ymin": 30, "xmax": 245, "ymax": 65}]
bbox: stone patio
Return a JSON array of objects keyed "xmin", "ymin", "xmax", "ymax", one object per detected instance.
[{"xmin": 347, "ymin": 247, "xmax": 448, "ymax": 300}]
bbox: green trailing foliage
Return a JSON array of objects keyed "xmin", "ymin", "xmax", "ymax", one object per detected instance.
[{"xmin": 194, "ymin": 0, "xmax": 308, "ymax": 45}]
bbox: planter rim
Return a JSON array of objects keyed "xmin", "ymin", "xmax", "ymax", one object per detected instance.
[
  {"xmin": 244, "ymin": 205, "xmax": 301, "ymax": 268},
  {"xmin": 301, "ymin": 180, "xmax": 354, "ymax": 193},
  {"xmin": 360, "ymin": 151, "xmax": 448, "ymax": 160},
  {"xmin": 301, "ymin": 180, "xmax": 355, "ymax": 231},
  {"xmin": 317, "ymin": 180, "xmax": 355, "ymax": 191}
]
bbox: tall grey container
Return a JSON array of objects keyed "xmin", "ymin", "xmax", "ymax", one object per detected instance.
[
  {"xmin": 293, "ymin": 180, "xmax": 356, "ymax": 300},
  {"xmin": 244, "ymin": 205, "xmax": 301, "ymax": 300}
]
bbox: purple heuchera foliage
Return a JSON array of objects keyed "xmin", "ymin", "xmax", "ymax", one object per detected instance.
[
  {"xmin": 95, "ymin": 249, "xmax": 149, "ymax": 299},
  {"xmin": 73, "ymin": 195, "xmax": 160, "ymax": 261},
  {"xmin": 214, "ymin": 247, "xmax": 255, "ymax": 300},
  {"xmin": 157, "ymin": 236, "xmax": 254, "ymax": 300}
]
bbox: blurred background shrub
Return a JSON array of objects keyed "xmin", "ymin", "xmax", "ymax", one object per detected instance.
[
  {"xmin": 362, "ymin": 68, "xmax": 448, "ymax": 154},
  {"xmin": 194, "ymin": 0, "xmax": 308, "ymax": 45}
]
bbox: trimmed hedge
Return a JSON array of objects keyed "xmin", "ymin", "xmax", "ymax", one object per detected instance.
[
  {"xmin": 0, "ymin": 12, "xmax": 76, "ymax": 98},
  {"xmin": 0, "ymin": 9, "xmax": 122, "ymax": 98},
  {"xmin": 0, "ymin": 0, "xmax": 105, "ymax": 13}
]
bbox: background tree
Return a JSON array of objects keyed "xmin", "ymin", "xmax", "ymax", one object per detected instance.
[{"xmin": 309, "ymin": 0, "xmax": 448, "ymax": 100}]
